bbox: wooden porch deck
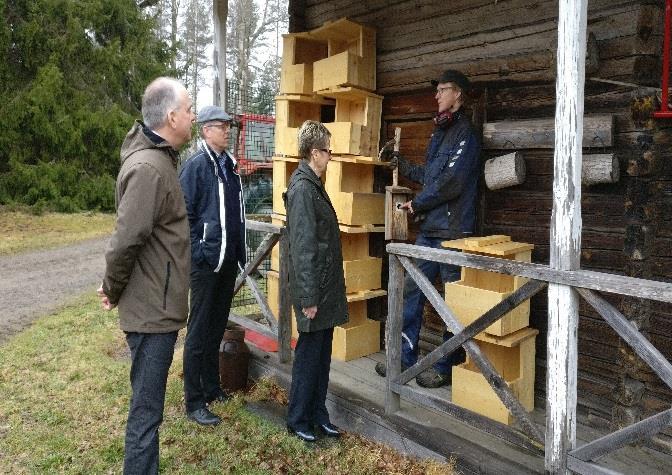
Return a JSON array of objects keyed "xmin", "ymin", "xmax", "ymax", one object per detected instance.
[{"xmin": 247, "ymin": 344, "xmax": 672, "ymax": 475}]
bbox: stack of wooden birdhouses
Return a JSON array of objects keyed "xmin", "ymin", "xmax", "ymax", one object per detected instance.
[
  {"xmin": 442, "ymin": 235, "xmax": 538, "ymax": 425},
  {"xmin": 267, "ymin": 18, "xmax": 387, "ymax": 361}
]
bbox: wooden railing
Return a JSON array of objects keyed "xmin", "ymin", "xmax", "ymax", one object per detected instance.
[
  {"xmin": 385, "ymin": 243, "xmax": 672, "ymax": 474},
  {"xmin": 228, "ymin": 220, "xmax": 292, "ymax": 363}
]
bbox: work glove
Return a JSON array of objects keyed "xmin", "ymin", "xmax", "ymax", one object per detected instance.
[{"xmin": 381, "ymin": 150, "xmax": 404, "ymax": 169}]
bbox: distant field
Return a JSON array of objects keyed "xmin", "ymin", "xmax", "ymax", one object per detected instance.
[{"xmin": 0, "ymin": 211, "xmax": 115, "ymax": 255}]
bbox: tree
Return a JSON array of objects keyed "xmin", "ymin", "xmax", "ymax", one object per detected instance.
[
  {"xmin": 226, "ymin": 0, "xmax": 282, "ymax": 113},
  {"xmin": 0, "ymin": 0, "xmax": 173, "ymax": 211},
  {"xmin": 180, "ymin": 0, "xmax": 212, "ymax": 106}
]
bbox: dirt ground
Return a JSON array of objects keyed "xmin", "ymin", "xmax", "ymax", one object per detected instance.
[{"xmin": 0, "ymin": 237, "xmax": 109, "ymax": 345}]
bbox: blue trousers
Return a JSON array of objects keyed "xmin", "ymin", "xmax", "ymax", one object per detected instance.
[
  {"xmin": 183, "ymin": 262, "xmax": 238, "ymax": 412},
  {"xmin": 401, "ymin": 234, "xmax": 466, "ymax": 375},
  {"xmin": 123, "ymin": 331, "xmax": 177, "ymax": 475},
  {"xmin": 287, "ymin": 327, "xmax": 334, "ymax": 432}
]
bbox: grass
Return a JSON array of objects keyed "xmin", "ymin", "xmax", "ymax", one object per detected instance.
[
  {"xmin": 0, "ymin": 209, "xmax": 115, "ymax": 255},
  {"xmin": 0, "ymin": 295, "xmax": 455, "ymax": 474}
]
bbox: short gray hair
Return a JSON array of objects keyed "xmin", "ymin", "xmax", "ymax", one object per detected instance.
[
  {"xmin": 297, "ymin": 120, "xmax": 331, "ymax": 160},
  {"xmin": 141, "ymin": 77, "xmax": 184, "ymax": 129}
]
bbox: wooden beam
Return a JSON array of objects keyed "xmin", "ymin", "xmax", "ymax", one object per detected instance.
[
  {"xmin": 484, "ymin": 151, "xmax": 526, "ymax": 190},
  {"xmin": 482, "ymin": 114, "xmax": 613, "ymax": 150},
  {"xmin": 566, "ymin": 457, "xmax": 622, "ymax": 475},
  {"xmin": 582, "ymin": 154, "xmax": 619, "ymax": 185},
  {"xmin": 246, "ymin": 219, "xmax": 283, "ymax": 234},
  {"xmin": 245, "ymin": 274, "xmax": 277, "ymax": 333},
  {"xmin": 397, "ymin": 255, "xmax": 544, "ymax": 444},
  {"xmin": 391, "ymin": 383, "xmax": 544, "ymax": 455},
  {"xmin": 385, "ymin": 254, "xmax": 403, "ymax": 414},
  {"xmin": 569, "ymin": 408, "xmax": 672, "ymax": 463},
  {"xmin": 213, "ymin": 0, "xmax": 227, "ymax": 108},
  {"xmin": 577, "ymin": 288, "xmax": 672, "ymax": 389},
  {"xmin": 228, "ymin": 313, "xmax": 276, "ymax": 341},
  {"xmin": 277, "ymin": 230, "xmax": 292, "ymax": 363},
  {"xmin": 546, "ymin": 0, "xmax": 588, "ymax": 472},
  {"xmin": 395, "ymin": 279, "xmax": 547, "ymax": 385},
  {"xmin": 386, "ymin": 244, "xmax": 672, "ymax": 304},
  {"xmin": 233, "ymin": 232, "xmax": 279, "ymax": 295}
]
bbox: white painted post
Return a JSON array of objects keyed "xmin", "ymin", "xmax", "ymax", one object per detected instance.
[
  {"xmin": 546, "ymin": 0, "xmax": 588, "ymax": 473},
  {"xmin": 213, "ymin": 0, "xmax": 227, "ymax": 108}
]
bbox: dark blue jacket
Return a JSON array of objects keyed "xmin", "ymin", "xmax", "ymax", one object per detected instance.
[
  {"xmin": 399, "ymin": 109, "xmax": 480, "ymax": 239},
  {"xmin": 179, "ymin": 142, "xmax": 246, "ymax": 271}
]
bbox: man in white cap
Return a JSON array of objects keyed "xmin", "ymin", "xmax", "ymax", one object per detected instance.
[{"xmin": 179, "ymin": 106, "xmax": 246, "ymax": 425}]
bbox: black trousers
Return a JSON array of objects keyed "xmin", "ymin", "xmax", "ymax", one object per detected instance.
[
  {"xmin": 287, "ymin": 327, "xmax": 334, "ymax": 432},
  {"xmin": 124, "ymin": 331, "xmax": 177, "ymax": 475},
  {"xmin": 183, "ymin": 262, "xmax": 237, "ymax": 412}
]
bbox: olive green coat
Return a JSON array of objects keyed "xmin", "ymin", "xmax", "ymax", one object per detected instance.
[{"xmin": 284, "ymin": 160, "xmax": 348, "ymax": 333}]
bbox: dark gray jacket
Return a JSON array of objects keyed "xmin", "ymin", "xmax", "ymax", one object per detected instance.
[
  {"xmin": 103, "ymin": 121, "xmax": 190, "ymax": 333},
  {"xmin": 284, "ymin": 160, "xmax": 348, "ymax": 333}
]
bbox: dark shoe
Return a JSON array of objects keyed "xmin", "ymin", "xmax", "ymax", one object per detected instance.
[
  {"xmin": 416, "ymin": 368, "xmax": 452, "ymax": 388},
  {"xmin": 206, "ymin": 392, "xmax": 230, "ymax": 405},
  {"xmin": 187, "ymin": 407, "xmax": 221, "ymax": 426},
  {"xmin": 318, "ymin": 423, "xmax": 341, "ymax": 438},
  {"xmin": 375, "ymin": 362, "xmax": 408, "ymax": 377},
  {"xmin": 287, "ymin": 425, "xmax": 316, "ymax": 442}
]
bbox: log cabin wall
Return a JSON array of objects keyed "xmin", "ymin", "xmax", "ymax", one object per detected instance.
[{"xmin": 290, "ymin": 0, "xmax": 672, "ymax": 452}]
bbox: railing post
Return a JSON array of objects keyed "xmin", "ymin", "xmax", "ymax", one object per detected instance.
[
  {"xmin": 547, "ymin": 0, "xmax": 588, "ymax": 472},
  {"xmin": 385, "ymin": 254, "xmax": 403, "ymax": 414},
  {"xmin": 278, "ymin": 229, "xmax": 292, "ymax": 363}
]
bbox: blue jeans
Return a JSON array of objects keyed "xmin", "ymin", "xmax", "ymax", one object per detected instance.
[
  {"xmin": 401, "ymin": 234, "xmax": 465, "ymax": 375},
  {"xmin": 287, "ymin": 328, "xmax": 334, "ymax": 432},
  {"xmin": 124, "ymin": 331, "xmax": 177, "ymax": 475}
]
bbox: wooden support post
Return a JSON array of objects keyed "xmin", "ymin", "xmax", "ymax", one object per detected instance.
[
  {"xmin": 385, "ymin": 254, "xmax": 403, "ymax": 414},
  {"xmin": 546, "ymin": 0, "xmax": 588, "ymax": 472},
  {"xmin": 278, "ymin": 229, "xmax": 292, "ymax": 363},
  {"xmin": 212, "ymin": 0, "xmax": 227, "ymax": 108}
]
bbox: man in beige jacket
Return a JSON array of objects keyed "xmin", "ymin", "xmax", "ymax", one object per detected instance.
[{"xmin": 98, "ymin": 76, "xmax": 194, "ymax": 474}]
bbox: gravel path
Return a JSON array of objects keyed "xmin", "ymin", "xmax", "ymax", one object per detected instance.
[{"xmin": 0, "ymin": 237, "xmax": 109, "ymax": 345}]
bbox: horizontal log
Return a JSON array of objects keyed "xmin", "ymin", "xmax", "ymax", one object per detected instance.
[
  {"xmin": 583, "ymin": 154, "xmax": 620, "ymax": 185},
  {"xmin": 387, "ymin": 243, "xmax": 672, "ymax": 303},
  {"xmin": 484, "ymin": 152, "xmax": 526, "ymax": 190},
  {"xmin": 482, "ymin": 114, "xmax": 614, "ymax": 150}
]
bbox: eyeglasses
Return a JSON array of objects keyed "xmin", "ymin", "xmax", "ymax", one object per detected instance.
[
  {"xmin": 317, "ymin": 148, "xmax": 332, "ymax": 155},
  {"xmin": 436, "ymin": 86, "xmax": 457, "ymax": 95},
  {"xmin": 205, "ymin": 122, "xmax": 230, "ymax": 130}
]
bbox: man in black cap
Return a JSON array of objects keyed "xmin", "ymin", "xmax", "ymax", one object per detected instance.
[
  {"xmin": 179, "ymin": 105, "xmax": 246, "ymax": 424},
  {"xmin": 376, "ymin": 69, "xmax": 480, "ymax": 388}
]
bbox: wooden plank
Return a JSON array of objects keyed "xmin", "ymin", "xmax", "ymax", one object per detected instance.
[
  {"xmin": 395, "ymin": 279, "xmax": 547, "ymax": 385},
  {"xmin": 482, "ymin": 114, "xmax": 613, "ymax": 150},
  {"xmin": 245, "ymin": 274, "xmax": 278, "ymax": 333},
  {"xmin": 385, "ymin": 254, "xmax": 403, "ymax": 414},
  {"xmin": 229, "ymin": 313, "xmax": 277, "ymax": 341},
  {"xmin": 233, "ymin": 232, "xmax": 279, "ymax": 295},
  {"xmin": 546, "ymin": 0, "xmax": 588, "ymax": 472},
  {"xmin": 246, "ymin": 219, "xmax": 283, "ymax": 235},
  {"xmin": 577, "ymin": 288, "xmax": 672, "ymax": 389},
  {"xmin": 278, "ymin": 231, "xmax": 292, "ymax": 363},
  {"xmin": 397, "ymin": 255, "xmax": 545, "ymax": 444},
  {"xmin": 386, "ymin": 244, "xmax": 672, "ymax": 304},
  {"xmin": 566, "ymin": 457, "xmax": 623, "ymax": 475},
  {"xmin": 570, "ymin": 408, "xmax": 672, "ymax": 462},
  {"xmin": 391, "ymin": 382, "xmax": 545, "ymax": 455}
]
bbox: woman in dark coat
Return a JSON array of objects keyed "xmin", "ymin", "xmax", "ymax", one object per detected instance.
[{"xmin": 284, "ymin": 120, "xmax": 348, "ymax": 442}]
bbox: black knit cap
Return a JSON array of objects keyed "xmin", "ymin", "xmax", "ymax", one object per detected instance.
[{"xmin": 431, "ymin": 69, "xmax": 471, "ymax": 92}]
